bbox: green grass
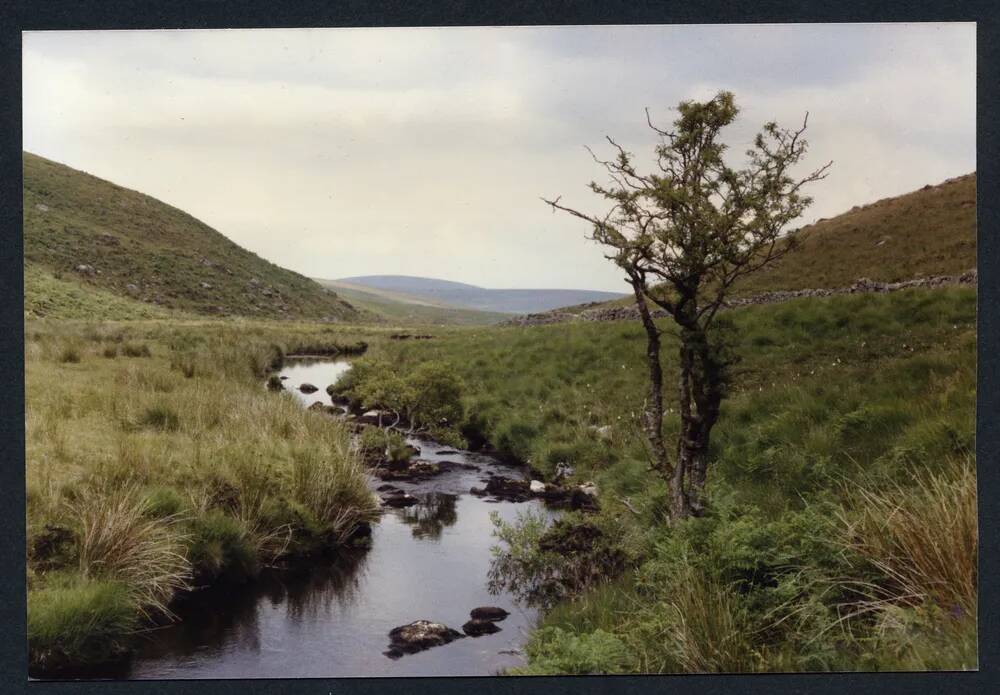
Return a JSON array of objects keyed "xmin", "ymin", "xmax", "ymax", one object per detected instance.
[
  {"xmin": 345, "ymin": 286, "xmax": 977, "ymax": 673},
  {"xmin": 25, "ymin": 319, "xmax": 394, "ymax": 669},
  {"xmin": 28, "ymin": 578, "xmax": 138, "ymax": 669},
  {"xmin": 25, "ymin": 264, "xmax": 180, "ymax": 321},
  {"xmin": 23, "ymin": 152, "xmax": 361, "ymax": 321}
]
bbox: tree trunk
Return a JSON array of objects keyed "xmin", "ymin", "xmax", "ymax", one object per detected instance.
[
  {"xmin": 678, "ymin": 325, "xmax": 723, "ymax": 516},
  {"xmin": 630, "ymin": 280, "xmax": 671, "ymax": 482}
]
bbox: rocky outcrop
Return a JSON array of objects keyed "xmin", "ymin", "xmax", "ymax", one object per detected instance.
[
  {"xmin": 462, "ymin": 619, "xmax": 501, "ymax": 636},
  {"xmin": 501, "ymin": 269, "xmax": 978, "ymax": 327},
  {"xmin": 470, "ymin": 606, "xmax": 509, "ymax": 621},
  {"xmin": 384, "ymin": 620, "xmax": 464, "ymax": 658}
]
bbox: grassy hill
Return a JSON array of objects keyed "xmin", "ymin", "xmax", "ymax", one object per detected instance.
[
  {"xmin": 733, "ymin": 173, "xmax": 976, "ymax": 296},
  {"xmin": 23, "ymin": 152, "xmax": 361, "ymax": 321},
  {"xmin": 317, "ymin": 279, "xmax": 507, "ymax": 326},
  {"xmin": 548, "ymin": 173, "xmax": 976, "ymax": 317}
]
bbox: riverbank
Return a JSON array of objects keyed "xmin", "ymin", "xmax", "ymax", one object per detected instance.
[
  {"xmin": 341, "ymin": 286, "xmax": 979, "ymax": 672},
  {"xmin": 26, "ymin": 321, "xmax": 386, "ymax": 675}
]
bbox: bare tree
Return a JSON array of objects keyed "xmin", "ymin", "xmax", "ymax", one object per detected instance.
[{"xmin": 543, "ymin": 91, "xmax": 830, "ymax": 520}]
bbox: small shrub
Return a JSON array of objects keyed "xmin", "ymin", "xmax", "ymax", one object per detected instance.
[
  {"xmin": 121, "ymin": 342, "xmax": 151, "ymax": 358},
  {"xmin": 58, "ymin": 346, "xmax": 81, "ymax": 364},
  {"xmin": 102, "ymin": 346, "xmax": 118, "ymax": 359},
  {"xmin": 186, "ymin": 511, "xmax": 259, "ymax": 584},
  {"xmin": 138, "ymin": 405, "xmax": 180, "ymax": 432},
  {"xmin": 488, "ymin": 511, "xmax": 629, "ymax": 610},
  {"xmin": 143, "ymin": 487, "xmax": 186, "ymax": 518},
  {"xmin": 514, "ymin": 627, "xmax": 631, "ymax": 675}
]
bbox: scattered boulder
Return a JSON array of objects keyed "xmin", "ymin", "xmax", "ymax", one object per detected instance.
[
  {"xmin": 35, "ymin": 203, "xmax": 49, "ymax": 212},
  {"xmin": 298, "ymin": 383, "xmax": 319, "ymax": 394},
  {"xmin": 345, "ymin": 521, "xmax": 373, "ymax": 548},
  {"xmin": 376, "ymin": 483, "xmax": 401, "ymax": 493},
  {"xmin": 199, "ymin": 281, "xmax": 213, "ymax": 290},
  {"xmin": 381, "ymin": 491, "xmax": 419, "ymax": 508},
  {"xmin": 374, "ymin": 460, "xmax": 441, "ymax": 482},
  {"xmin": 125, "ymin": 282, "xmax": 140, "ymax": 295},
  {"xmin": 529, "ymin": 480, "xmax": 546, "ymax": 494},
  {"xmin": 470, "ymin": 606, "xmax": 509, "ymax": 622},
  {"xmin": 554, "ymin": 462, "xmax": 575, "ymax": 481},
  {"xmin": 307, "ymin": 402, "xmax": 343, "ymax": 416},
  {"xmin": 463, "ymin": 619, "xmax": 501, "ymax": 637},
  {"xmin": 75, "ymin": 264, "xmax": 95, "ymax": 275},
  {"xmin": 484, "ymin": 476, "xmax": 531, "ymax": 502},
  {"xmin": 385, "ymin": 620, "xmax": 464, "ymax": 659}
]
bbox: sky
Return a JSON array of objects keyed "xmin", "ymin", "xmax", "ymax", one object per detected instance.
[{"xmin": 22, "ymin": 24, "xmax": 975, "ymax": 293}]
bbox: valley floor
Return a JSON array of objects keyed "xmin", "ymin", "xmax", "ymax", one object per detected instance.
[{"xmin": 24, "ymin": 285, "xmax": 978, "ymax": 674}]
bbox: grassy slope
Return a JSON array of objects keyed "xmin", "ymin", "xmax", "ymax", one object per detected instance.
[
  {"xmin": 351, "ymin": 286, "xmax": 977, "ymax": 671},
  {"xmin": 317, "ymin": 280, "xmax": 507, "ymax": 326},
  {"xmin": 735, "ymin": 173, "xmax": 976, "ymax": 295},
  {"xmin": 23, "ymin": 152, "xmax": 360, "ymax": 321},
  {"xmin": 553, "ymin": 173, "xmax": 976, "ymax": 315},
  {"xmin": 25, "ymin": 265, "xmax": 182, "ymax": 321}
]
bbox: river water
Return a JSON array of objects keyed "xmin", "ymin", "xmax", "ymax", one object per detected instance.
[{"xmin": 116, "ymin": 357, "xmax": 544, "ymax": 678}]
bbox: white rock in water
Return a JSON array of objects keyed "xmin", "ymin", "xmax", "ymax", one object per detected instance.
[
  {"xmin": 579, "ymin": 482, "xmax": 598, "ymax": 497},
  {"xmin": 529, "ymin": 480, "xmax": 546, "ymax": 494},
  {"xmin": 362, "ymin": 410, "xmax": 381, "ymax": 418}
]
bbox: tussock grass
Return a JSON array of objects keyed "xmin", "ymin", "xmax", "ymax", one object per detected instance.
[
  {"xmin": 26, "ymin": 320, "xmax": 385, "ymax": 668},
  {"xmin": 71, "ymin": 484, "xmax": 191, "ymax": 620},
  {"xmin": 837, "ymin": 455, "xmax": 977, "ymax": 622}
]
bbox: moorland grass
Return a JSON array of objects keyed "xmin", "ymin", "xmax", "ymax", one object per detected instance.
[
  {"xmin": 343, "ymin": 286, "xmax": 977, "ymax": 673},
  {"xmin": 25, "ymin": 320, "xmax": 390, "ymax": 669}
]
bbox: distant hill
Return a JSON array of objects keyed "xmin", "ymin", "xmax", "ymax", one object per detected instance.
[
  {"xmin": 336, "ymin": 274, "xmax": 627, "ymax": 314},
  {"xmin": 317, "ymin": 279, "xmax": 508, "ymax": 326},
  {"xmin": 23, "ymin": 152, "xmax": 361, "ymax": 321}
]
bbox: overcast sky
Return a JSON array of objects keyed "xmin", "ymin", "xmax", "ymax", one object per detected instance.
[{"xmin": 23, "ymin": 24, "xmax": 975, "ymax": 292}]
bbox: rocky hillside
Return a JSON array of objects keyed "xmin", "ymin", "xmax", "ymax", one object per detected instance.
[{"xmin": 23, "ymin": 152, "xmax": 360, "ymax": 321}]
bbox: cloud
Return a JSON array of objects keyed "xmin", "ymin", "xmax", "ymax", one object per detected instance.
[{"xmin": 23, "ymin": 24, "xmax": 975, "ymax": 292}]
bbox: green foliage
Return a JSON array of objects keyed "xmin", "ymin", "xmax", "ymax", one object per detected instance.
[
  {"xmin": 347, "ymin": 357, "xmax": 465, "ymax": 434},
  {"xmin": 513, "ymin": 627, "xmax": 630, "ymax": 675},
  {"xmin": 488, "ymin": 510, "xmax": 630, "ymax": 611},
  {"xmin": 186, "ymin": 512, "xmax": 260, "ymax": 584},
  {"xmin": 28, "ymin": 578, "xmax": 138, "ymax": 667}
]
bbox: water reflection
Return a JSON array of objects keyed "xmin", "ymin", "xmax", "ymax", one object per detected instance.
[{"xmin": 398, "ymin": 493, "xmax": 458, "ymax": 540}]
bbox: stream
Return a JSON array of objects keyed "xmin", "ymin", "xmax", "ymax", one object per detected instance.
[{"xmin": 114, "ymin": 356, "xmax": 546, "ymax": 678}]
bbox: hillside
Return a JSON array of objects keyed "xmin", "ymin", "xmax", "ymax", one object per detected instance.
[
  {"xmin": 317, "ymin": 280, "xmax": 507, "ymax": 326},
  {"xmin": 734, "ymin": 172, "xmax": 976, "ymax": 296},
  {"xmin": 338, "ymin": 274, "xmax": 626, "ymax": 314},
  {"xmin": 22, "ymin": 152, "xmax": 361, "ymax": 321},
  {"xmin": 529, "ymin": 172, "xmax": 976, "ymax": 319}
]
